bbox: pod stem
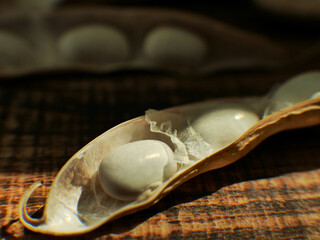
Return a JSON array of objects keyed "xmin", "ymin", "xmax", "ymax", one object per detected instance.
[{"xmin": 18, "ymin": 181, "xmax": 45, "ymax": 226}]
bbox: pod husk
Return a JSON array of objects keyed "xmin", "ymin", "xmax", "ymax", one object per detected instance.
[
  {"xmin": 18, "ymin": 97, "xmax": 320, "ymax": 236},
  {"xmin": 0, "ymin": 7, "xmax": 285, "ymax": 77}
]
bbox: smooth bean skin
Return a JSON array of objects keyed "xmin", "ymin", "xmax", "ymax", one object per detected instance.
[
  {"xmin": 265, "ymin": 72, "xmax": 320, "ymax": 116},
  {"xmin": 143, "ymin": 26, "xmax": 207, "ymax": 66},
  {"xmin": 98, "ymin": 140, "xmax": 176, "ymax": 201},
  {"xmin": 191, "ymin": 105, "xmax": 260, "ymax": 153},
  {"xmin": 58, "ymin": 25, "xmax": 129, "ymax": 64}
]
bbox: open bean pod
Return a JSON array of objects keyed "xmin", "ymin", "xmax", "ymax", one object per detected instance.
[
  {"xmin": 18, "ymin": 72, "xmax": 320, "ymax": 236},
  {"xmin": 0, "ymin": 7, "xmax": 286, "ymax": 76}
]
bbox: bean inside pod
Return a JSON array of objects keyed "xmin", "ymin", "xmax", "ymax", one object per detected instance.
[{"xmin": 19, "ymin": 71, "xmax": 320, "ymax": 236}]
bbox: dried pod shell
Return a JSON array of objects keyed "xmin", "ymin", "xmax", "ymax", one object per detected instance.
[
  {"xmin": 19, "ymin": 74, "xmax": 320, "ymax": 236},
  {"xmin": 0, "ymin": 7, "xmax": 285, "ymax": 77}
]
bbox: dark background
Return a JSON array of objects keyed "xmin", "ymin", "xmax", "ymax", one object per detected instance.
[{"xmin": 1, "ymin": 1, "xmax": 320, "ymax": 239}]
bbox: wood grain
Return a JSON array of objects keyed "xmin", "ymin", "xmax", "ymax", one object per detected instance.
[{"xmin": 0, "ymin": 71, "xmax": 319, "ymax": 239}]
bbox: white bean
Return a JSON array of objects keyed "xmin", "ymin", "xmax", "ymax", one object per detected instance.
[
  {"xmin": 58, "ymin": 25, "xmax": 129, "ymax": 64},
  {"xmin": 98, "ymin": 140, "xmax": 176, "ymax": 201},
  {"xmin": 264, "ymin": 71, "xmax": 320, "ymax": 116},
  {"xmin": 143, "ymin": 26, "xmax": 207, "ymax": 66},
  {"xmin": 191, "ymin": 105, "xmax": 260, "ymax": 153}
]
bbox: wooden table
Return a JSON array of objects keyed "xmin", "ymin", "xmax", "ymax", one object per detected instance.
[{"xmin": 0, "ymin": 70, "xmax": 319, "ymax": 239}]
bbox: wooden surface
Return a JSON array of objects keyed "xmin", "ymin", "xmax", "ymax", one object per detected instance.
[
  {"xmin": 0, "ymin": 70, "xmax": 320, "ymax": 240},
  {"xmin": 1, "ymin": 2, "xmax": 320, "ymax": 239}
]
